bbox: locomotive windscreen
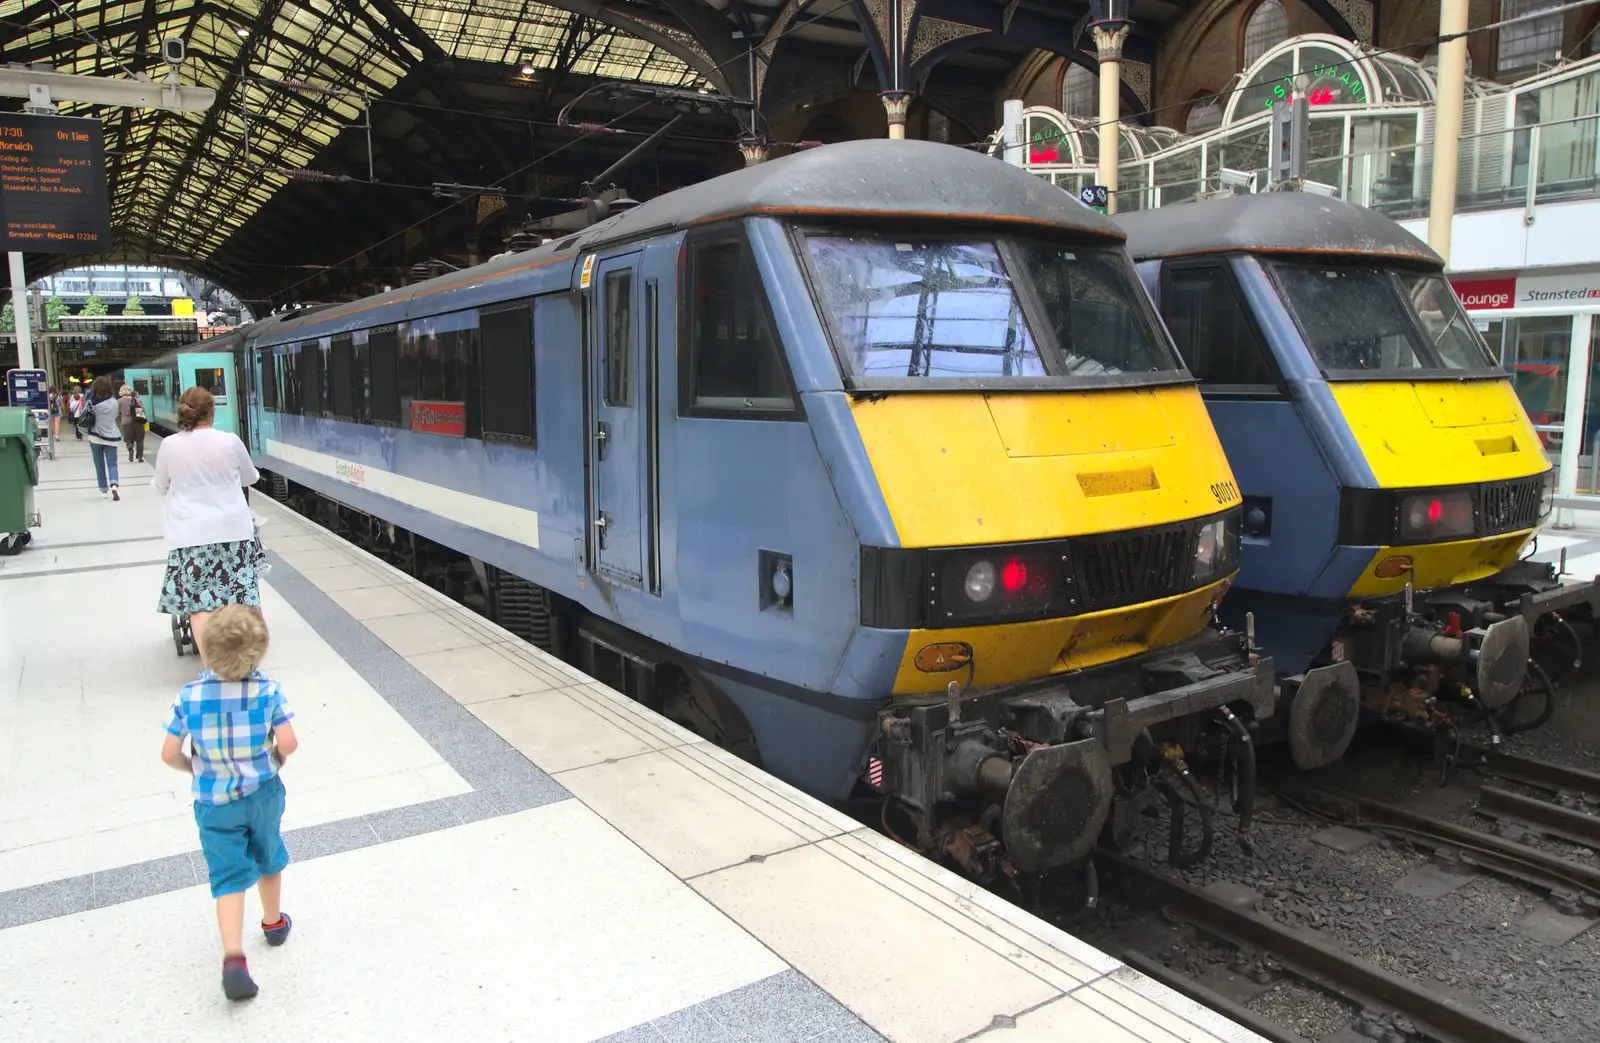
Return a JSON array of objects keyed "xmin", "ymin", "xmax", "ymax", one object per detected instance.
[
  {"xmin": 1270, "ymin": 263, "xmax": 1500, "ymax": 377},
  {"xmin": 802, "ymin": 232, "xmax": 1179, "ymax": 383}
]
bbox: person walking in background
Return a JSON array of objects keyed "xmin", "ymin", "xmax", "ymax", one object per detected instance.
[
  {"xmin": 117, "ymin": 383, "xmax": 147, "ymax": 463},
  {"xmin": 69, "ymin": 389, "xmax": 85, "ymax": 440},
  {"xmin": 154, "ymin": 386, "xmax": 263, "ymax": 655},
  {"xmin": 82, "ymin": 376, "xmax": 124, "ymax": 500},
  {"xmin": 47, "ymin": 386, "xmax": 61, "ymax": 439},
  {"xmin": 160, "ymin": 604, "xmax": 297, "ymax": 1000}
]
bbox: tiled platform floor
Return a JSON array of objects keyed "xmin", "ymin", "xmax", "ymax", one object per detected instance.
[{"xmin": 0, "ymin": 437, "xmax": 1262, "ymax": 1043}]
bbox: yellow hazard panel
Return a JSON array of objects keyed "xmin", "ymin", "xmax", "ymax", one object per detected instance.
[
  {"xmin": 888, "ymin": 576, "xmax": 1233, "ymax": 695},
  {"xmin": 850, "ymin": 385, "xmax": 1239, "ymax": 548},
  {"xmin": 1347, "ymin": 530, "xmax": 1534, "ymax": 598},
  {"xmin": 1329, "ymin": 380, "xmax": 1548, "ymax": 488}
]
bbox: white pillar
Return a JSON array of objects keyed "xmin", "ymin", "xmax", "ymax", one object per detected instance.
[
  {"xmin": 1091, "ymin": 23, "xmax": 1130, "ymax": 216},
  {"xmin": 1557, "ymin": 311, "xmax": 1592, "ymax": 525},
  {"xmin": 1427, "ymin": 0, "xmax": 1469, "ymax": 264},
  {"xmin": 8, "ymin": 252, "xmax": 32, "ymax": 370},
  {"xmin": 1002, "ymin": 99, "xmax": 1025, "ymax": 166}
]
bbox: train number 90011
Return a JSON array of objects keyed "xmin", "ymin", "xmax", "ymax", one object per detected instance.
[{"xmin": 1210, "ymin": 479, "xmax": 1240, "ymax": 504}]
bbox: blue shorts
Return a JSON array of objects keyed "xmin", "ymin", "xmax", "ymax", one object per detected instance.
[{"xmin": 193, "ymin": 774, "xmax": 290, "ymax": 898}]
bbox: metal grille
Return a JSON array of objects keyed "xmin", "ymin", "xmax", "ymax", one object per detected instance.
[
  {"xmin": 1481, "ymin": 475, "xmax": 1543, "ymax": 534},
  {"xmin": 1070, "ymin": 524, "xmax": 1195, "ymax": 613}
]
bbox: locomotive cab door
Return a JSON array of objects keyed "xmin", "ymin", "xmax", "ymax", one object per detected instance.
[{"xmin": 587, "ymin": 251, "xmax": 648, "ymax": 586}]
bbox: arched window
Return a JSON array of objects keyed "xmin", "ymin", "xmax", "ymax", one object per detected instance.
[
  {"xmin": 1243, "ymin": 0, "xmax": 1288, "ymax": 69},
  {"xmin": 1185, "ymin": 94, "xmax": 1223, "ymax": 134},
  {"xmin": 1063, "ymin": 63, "xmax": 1097, "ymax": 117}
]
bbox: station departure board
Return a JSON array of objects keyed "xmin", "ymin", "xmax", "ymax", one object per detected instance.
[{"xmin": 0, "ymin": 113, "xmax": 111, "ymax": 253}]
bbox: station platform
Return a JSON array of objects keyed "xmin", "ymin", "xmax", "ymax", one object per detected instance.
[{"xmin": 0, "ymin": 436, "xmax": 1263, "ymax": 1043}]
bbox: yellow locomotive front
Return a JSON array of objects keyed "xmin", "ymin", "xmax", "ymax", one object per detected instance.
[{"xmin": 789, "ymin": 223, "xmax": 1275, "ymax": 875}]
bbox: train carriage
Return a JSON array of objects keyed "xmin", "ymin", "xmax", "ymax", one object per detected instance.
[
  {"xmin": 241, "ymin": 140, "xmax": 1280, "ymax": 876},
  {"xmin": 1119, "ymin": 191, "xmax": 1600, "ymax": 766}
]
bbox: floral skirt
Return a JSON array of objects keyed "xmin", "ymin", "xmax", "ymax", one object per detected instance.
[{"xmin": 157, "ymin": 539, "xmax": 263, "ymax": 616}]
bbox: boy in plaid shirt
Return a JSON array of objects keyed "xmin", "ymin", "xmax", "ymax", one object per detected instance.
[{"xmin": 162, "ymin": 604, "xmax": 300, "ymax": 1000}]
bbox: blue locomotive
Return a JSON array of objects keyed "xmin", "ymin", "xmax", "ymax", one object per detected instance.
[
  {"xmin": 1120, "ymin": 191, "xmax": 1599, "ymax": 765},
  {"xmin": 208, "ymin": 140, "xmax": 1280, "ymax": 877}
]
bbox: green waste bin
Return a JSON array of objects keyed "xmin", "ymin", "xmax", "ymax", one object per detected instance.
[{"xmin": 0, "ymin": 406, "xmax": 40, "ymax": 553}]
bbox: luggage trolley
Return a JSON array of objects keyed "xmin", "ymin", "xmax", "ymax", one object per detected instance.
[{"xmin": 31, "ymin": 408, "xmax": 53, "ymax": 461}]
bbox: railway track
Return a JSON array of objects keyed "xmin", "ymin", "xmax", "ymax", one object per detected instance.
[
  {"xmin": 274, "ymin": 496, "xmax": 1595, "ymax": 1042},
  {"xmin": 1096, "ymin": 848, "xmax": 1547, "ymax": 1043}
]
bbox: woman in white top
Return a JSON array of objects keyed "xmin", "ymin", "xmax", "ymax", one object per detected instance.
[{"xmin": 154, "ymin": 386, "xmax": 263, "ymax": 652}]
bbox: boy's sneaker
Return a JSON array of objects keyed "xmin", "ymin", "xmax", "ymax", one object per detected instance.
[
  {"xmin": 221, "ymin": 955, "xmax": 258, "ymax": 1001},
  {"xmin": 262, "ymin": 912, "xmax": 292, "ymax": 947}
]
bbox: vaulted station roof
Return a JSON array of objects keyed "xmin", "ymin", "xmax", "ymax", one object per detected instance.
[
  {"xmin": 1, "ymin": 1, "xmax": 1201, "ymax": 306},
  {"xmin": 1, "ymin": 0, "xmax": 703, "ymax": 266}
]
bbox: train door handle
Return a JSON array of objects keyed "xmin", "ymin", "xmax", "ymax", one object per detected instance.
[
  {"xmin": 595, "ymin": 420, "xmax": 609, "ymax": 460},
  {"xmin": 596, "ymin": 510, "xmax": 609, "ymax": 548}
]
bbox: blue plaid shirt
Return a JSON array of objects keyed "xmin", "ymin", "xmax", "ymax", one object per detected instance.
[{"xmin": 165, "ymin": 669, "xmax": 294, "ymax": 806}]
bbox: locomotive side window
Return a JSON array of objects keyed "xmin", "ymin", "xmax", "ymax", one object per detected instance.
[
  {"xmin": 259, "ymin": 354, "xmax": 277, "ymax": 412},
  {"xmin": 369, "ymin": 326, "xmax": 400, "ymax": 427},
  {"xmin": 480, "ymin": 300, "xmax": 535, "ymax": 445},
  {"xmin": 132, "ymin": 377, "xmax": 150, "ymax": 397},
  {"xmin": 351, "ymin": 334, "xmax": 370, "ymax": 423},
  {"xmin": 604, "ymin": 270, "xmax": 633, "ymax": 406},
  {"xmin": 298, "ymin": 339, "xmax": 323, "ymax": 417},
  {"xmin": 330, "ymin": 334, "xmax": 354, "ymax": 421},
  {"xmin": 684, "ymin": 237, "xmax": 794, "ymax": 415},
  {"xmin": 281, "ymin": 347, "xmax": 301, "ymax": 414},
  {"xmin": 1161, "ymin": 264, "xmax": 1280, "ymax": 387}
]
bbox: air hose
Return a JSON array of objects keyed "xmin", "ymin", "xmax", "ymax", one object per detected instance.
[
  {"xmin": 1500, "ymin": 661, "xmax": 1557, "ymax": 735},
  {"xmin": 1217, "ymin": 707, "xmax": 1257, "ymax": 853},
  {"xmin": 1156, "ymin": 768, "xmax": 1214, "ymax": 869}
]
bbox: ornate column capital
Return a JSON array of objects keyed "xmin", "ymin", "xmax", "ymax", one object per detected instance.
[
  {"xmin": 739, "ymin": 136, "xmax": 771, "ymax": 166},
  {"xmin": 880, "ymin": 90, "xmax": 913, "ymax": 138},
  {"xmin": 1090, "ymin": 21, "xmax": 1132, "ymax": 63}
]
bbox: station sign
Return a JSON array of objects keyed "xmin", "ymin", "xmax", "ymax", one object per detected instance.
[
  {"xmin": 6, "ymin": 368, "xmax": 47, "ymax": 410},
  {"xmin": 0, "ymin": 113, "xmax": 111, "ymax": 254},
  {"xmin": 1452, "ymin": 272, "xmax": 1600, "ymax": 311},
  {"xmin": 1450, "ymin": 277, "xmax": 1516, "ymax": 311}
]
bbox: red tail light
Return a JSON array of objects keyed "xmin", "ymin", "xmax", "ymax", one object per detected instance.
[{"xmin": 1001, "ymin": 558, "xmax": 1027, "ymax": 593}]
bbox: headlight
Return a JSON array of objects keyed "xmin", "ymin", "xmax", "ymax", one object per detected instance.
[
  {"xmin": 1191, "ymin": 514, "xmax": 1238, "ymax": 583},
  {"xmin": 936, "ymin": 550, "xmax": 1062, "ymax": 623},
  {"xmin": 1398, "ymin": 490, "xmax": 1475, "ymax": 541},
  {"xmin": 965, "ymin": 560, "xmax": 995, "ymax": 603},
  {"xmin": 1539, "ymin": 471, "xmax": 1555, "ymax": 521}
]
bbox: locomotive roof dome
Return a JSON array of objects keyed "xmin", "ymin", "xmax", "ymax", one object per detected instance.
[
  {"xmin": 590, "ymin": 138, "xmax": 1126, "ymax": 246},
  {"xmin": 1116, "ymin": 192, "xmax": 1440, "ymax": 268}
]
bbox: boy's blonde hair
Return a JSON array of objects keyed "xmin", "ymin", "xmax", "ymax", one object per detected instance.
[{"xmin": 201, "ymin": 605, "xmax": 270, "ymax": 681}]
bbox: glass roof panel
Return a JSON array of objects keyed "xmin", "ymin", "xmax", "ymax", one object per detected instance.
[{"xmin": 0, "ymin": 0, "xmax": 709, "ymax": 264}]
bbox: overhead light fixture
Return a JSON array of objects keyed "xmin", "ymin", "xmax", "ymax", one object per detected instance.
[
  {"xmin": 235, "ymin": 27, "xmax": 249, "ymax": 38},
  {"xmin": 520, "ymin": 63, "xmax": 535, "ymax": 75}
]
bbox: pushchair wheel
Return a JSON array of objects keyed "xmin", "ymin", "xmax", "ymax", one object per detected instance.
[{"xmin": 172, "ymin": 613, "xmax": 195, "ymax": 656}]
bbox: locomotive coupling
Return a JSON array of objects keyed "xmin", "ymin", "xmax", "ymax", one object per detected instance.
[
  {"xmin": 1401, "ymin": 615, "xmax": 1529, "ymax": 709},
  {"xmin": 871, "ymin": 635, "xmax": 1277, "ymax": 875}
]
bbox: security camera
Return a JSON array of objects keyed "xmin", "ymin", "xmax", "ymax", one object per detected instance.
[{"xmin": 162, "ymin": 38, "xmax": 186, "ymax": 66}]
